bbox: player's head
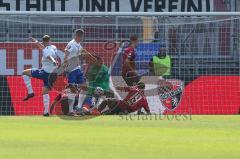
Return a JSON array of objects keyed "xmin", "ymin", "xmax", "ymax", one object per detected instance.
[
  {"xmin": 74, "ymin": 29, "xmax": 84, "ymax": 43},
  {"xmin": 93, "ymin": 54, "xmax": 103, "ymax": 67},
  {"xmin": 157, "ymin": 47, "xmax": 167, "ymax": 58},
  {"xmin": 130, "ymin": 35, "xmax": 138, "ymax": 48},
  {"xmin": 42, "ymin": 35, "xmax": 51, "ymax": 46},
  {"xmin": 137, "ymin": 81, "xmax": 145, "ymax": 90}
]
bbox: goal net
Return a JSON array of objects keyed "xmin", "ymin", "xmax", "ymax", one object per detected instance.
[{"xmin": 0, "ymin": 12, "xmax": 239, "ymax": 115}]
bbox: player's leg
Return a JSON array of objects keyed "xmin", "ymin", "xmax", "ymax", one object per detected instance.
[
  {"xmin": 67, "ymin": 84, "xmax": 77, "ymax": 115},
  {"xmin": 77, "ymin": 90, "xmax": 87, "ymax": 109},
  {"xmin": 42, "ymin": 87, "xmax": 50, "ymax": 116},
  {"xmin": 22, "ymin": 69, "xmax": 34, "ymax": 100},
  {"xmin": 98, "ymin": 99, "xmax": 122, "ymax": 115},
  {"xmin": 91, "ymin": 97, "xmax": 104, "ymax": 115},
  {"xmin": 60, "ymin": 97, "xmax": 70, "ymax": 115},
  {"xmin": 97, "ymin": 99, "xmax": 111, "ymax": 113},
  {"xmin": 75, "ymin": 69, "xmax": 86, "ymax": 110},
  {"xmin": 66, "ymin": 70, "xmax": 78, "ymax": 115},
  {"xmin": 42, "ymin": 71, "xmax": 57, "ymax": 116},
  {"xmin": 81, "ymin": 96, "xmax": 102, "ymax": 115},
  {"xmin": 50, "ymin": 93, "xmax": 62, "ymax": 114},
  {"xmin": 82, "ymin": 96, "xmax": 92, "ymax": 111}
]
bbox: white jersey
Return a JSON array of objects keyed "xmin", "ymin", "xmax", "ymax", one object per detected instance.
[
  {"xmin": 65, "ymin": 39, "xmax": 83, "ymax": 71},
  {"xmin": 42, "ymin": 45, "xmax": 57, "ymax": 73}
]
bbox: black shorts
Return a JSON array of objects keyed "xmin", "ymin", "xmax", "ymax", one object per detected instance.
[
  {"xmin": 106, "ymin": 106, "xmax": 123, "ymax": 115},
  {"xmin": 103, "ymin": 99, "xmax": 127, "ymax": 115}
]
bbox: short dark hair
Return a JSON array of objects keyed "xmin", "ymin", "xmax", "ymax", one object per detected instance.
[
  {"xmin": 75, "ymin": 29, "xmax": 84, "ymax": 37},
  {"xmin": 130, "ymin": 35, "xmax": 138, "ymax": 42},
  {"xmin": 42, "ymin": 35, "xmax": 50, "ymax": 42},
  {"xmin": 137, "ymin": 82, "xmax": 145, "ymax": 90}
]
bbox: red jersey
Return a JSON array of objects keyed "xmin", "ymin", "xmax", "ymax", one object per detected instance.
[
  {"xmin": 122, "ymin": 46, "xmax": 136, "ymax": 77},
  {"xmin": 118, "ymin": 86, "xmax": 150, "ymax": 113}
]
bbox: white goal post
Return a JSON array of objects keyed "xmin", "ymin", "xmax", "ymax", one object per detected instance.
[
  {"xmin": 1, "ymin": 11, "xmax": 240, "ymax": 16},
  {"xmin": 0, "ymin": 11, "xmax": 239, "ymax": 115}
]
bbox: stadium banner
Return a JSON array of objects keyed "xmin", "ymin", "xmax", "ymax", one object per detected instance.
[
  {"xmin": 5, "ymin": 75, "xmax": 240, "ymax": 115},
  {"xmin": 0, "ymin": 41, "xmax": 229, "ymax": 76},
  {"xmin": 0, "ymin": 43, "xmax": 117, "ymax": 75},
  {"xmin": 0, "ymin": 0, "xmax": 214, "ymax": 12},
  {"xmin": 0, "ymin": 43, "xmax": 239, "ymax": 115}
]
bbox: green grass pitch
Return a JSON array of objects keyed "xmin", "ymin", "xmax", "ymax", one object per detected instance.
[{"xmin": 0, "ymin": 115, "xmax": 239, "ymax": 159}]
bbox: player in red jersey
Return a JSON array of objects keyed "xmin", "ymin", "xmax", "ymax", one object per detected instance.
[
  {"xmin": 121, "ymin": 36, "xmax": 140, "ymax": 86},
  {"xmin": 95, "ymin": 82, "xmax": 150, "ymax": 115}
]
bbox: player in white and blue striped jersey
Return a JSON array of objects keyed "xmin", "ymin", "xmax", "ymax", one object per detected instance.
[
  {"xmin": 22, "ymin": 35, "xmax": 58, "ymax": 116},
  {"xmin": 64, "ymin": 29, "xmax": 96, "ymax": 115}
]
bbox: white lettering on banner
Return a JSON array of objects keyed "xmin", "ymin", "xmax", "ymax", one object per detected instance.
[
  {"xmin": 17, "ymin": 49, "xmax": 39, "ymax": 75},
  {"xmin": 0, "ymin": 0, "xmax": 213, "ymax": 12},
  {"xmin": 0, "ymin": 48, "xmax": 65, "ymax": 75},
  {"xmin": 0, "ymin": 49, "xmax": 14, "ymax": 75}
]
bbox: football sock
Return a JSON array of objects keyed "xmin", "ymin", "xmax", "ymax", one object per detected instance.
[
  {"xmin": 23, "ymin": 75, "xmax": 33, "ymax": 94},
  {"xmin": 68, "ymin": 93, "xmax": 75, "ymax": 113},
  {"xmin": 77, "ymin": 92, "xmax": 86, "ymax": 109},
  {"xmin": 43, "ymin": 94, "xmax": 50, "ymax": 114}
]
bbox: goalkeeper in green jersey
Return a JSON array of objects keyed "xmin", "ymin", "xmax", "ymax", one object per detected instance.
[
  {"xmin": 86, "ymin": 55, "xmax": 109, "ymax": 95},
  {"xmin": 81, "ymin": 55, "xmax": 112, "ymax": 114},
  {"xmin": 50, "ymin": 55, "xmax": 112, "ymax": 115}
]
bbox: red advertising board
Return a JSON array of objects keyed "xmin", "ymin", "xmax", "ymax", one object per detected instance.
[
  {"xmin": 0, "ymin": 42, "xmax": 117, "ymax": 75},
  {"xmin": 0, "ymin": 43, "xmax": 239, "ymax": 115}
]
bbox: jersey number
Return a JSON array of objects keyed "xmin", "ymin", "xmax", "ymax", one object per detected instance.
[{"xmin": 127, "ymin": 93, "xmax": 142, "ymax": 105}]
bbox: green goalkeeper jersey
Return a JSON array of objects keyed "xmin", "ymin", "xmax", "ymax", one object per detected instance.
[{"xmin": 86, "ymin": 64, "xmax": 110, "ymax": 95}]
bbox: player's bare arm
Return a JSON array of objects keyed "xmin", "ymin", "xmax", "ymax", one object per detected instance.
[
  {"xmin": 29, "ymin": 37, "xmax": 44, "ymax": 50},
  {"xmin": 63, "ymin": 48, "xmax": 70, "ymax": 67},
  {"xmin": 79, "ymin": 48, "xmax": 97, "ymax": 63},
  {"xmin": 116, "ymin": 86, "xmax": 129, "ymax": 92}
]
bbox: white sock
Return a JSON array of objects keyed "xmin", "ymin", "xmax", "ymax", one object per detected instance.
[
  {"xmin": 95, "ymin": 97, "xmax": 104, "ymax": 107},
  {"xmin": 23, "ymin": 75, "xmax": 33, "ymax": 94},
  {"xmin": 68, "ymin": 93, "xmax": 75, "ymax": 113},
  {"xmin": 43, "ymin": 94, "xmax": 49, "ymax": 114},
  {"xmin": 77, "ymin": 92, "xmax": 86, "ymax": 108}
]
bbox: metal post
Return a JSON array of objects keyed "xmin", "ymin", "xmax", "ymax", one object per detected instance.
[
  {"xmin": 28, "ymin": 16, "xmax": 32, "ymax": 38},
  {"xmin": 1, "ymin": 11, "xmax": 240, "ymax": 16},
  {"xmin": 6, "ymin": 16, "xmax": 9, "ymax": 42},
  {"xmin": 115, "ymin": 16, "xmax": 119, "ymax": 41}
]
